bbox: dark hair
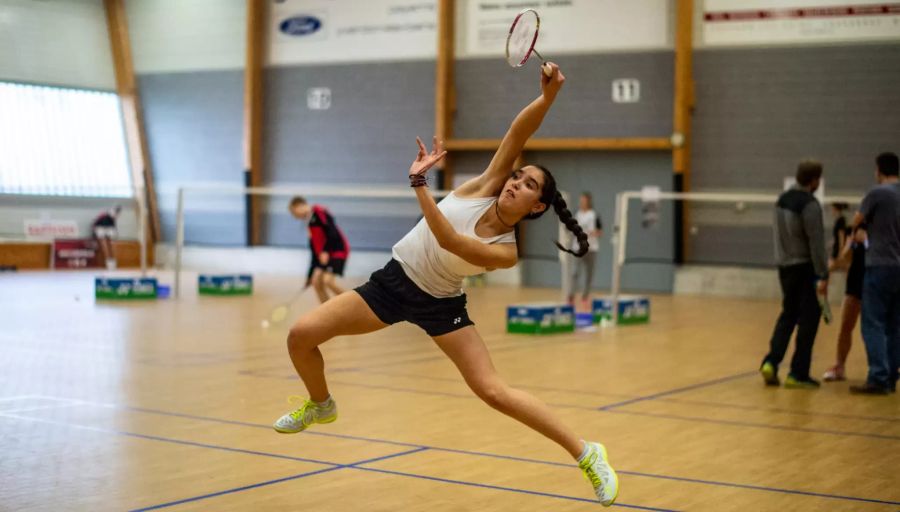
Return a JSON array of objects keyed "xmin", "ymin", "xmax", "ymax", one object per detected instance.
[
  {"xmin": 796, "ymin": 160, "xmax": 823, "ymax": 187},
  {"xmin": 520, "ymin": 165, "xmax": 589, "ymax": 257},
  {"xmin": 876, "ymin": 152, "xmax": 899, "ymax": 177},
  {"xmin": 289, "ymin": 196, "xmax": 307, "ymax": 210},
  {"xmin": 832, "ymin": 202, "xmax": 849, "ymax": 212}
]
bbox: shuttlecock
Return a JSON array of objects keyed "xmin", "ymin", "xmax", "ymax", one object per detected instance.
[{"xmin": 261, "ymin": 320, "xmax": 270, "ymax": 329}]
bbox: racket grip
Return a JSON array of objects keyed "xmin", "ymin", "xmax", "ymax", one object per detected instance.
[{"xmin": 541, "ymin": 63, "xmax": 552, "ymax": 77}]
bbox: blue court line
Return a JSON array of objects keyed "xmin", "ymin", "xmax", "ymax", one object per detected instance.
[
  {"xmin": 333, "ymin": 367, "xmax": 637, "ymax": 398},
  {"xmin": 616, "ymin": 468, "xmax": 900, "ymax": 507},
  {"xmin": 0, "ymin": 411, "xmax": 339, "ymax": 466},
  {"xmin": 597, "ymin": 371, "xmax": 758, "ymax": 410},
  {"xmin": 130, "ymin": 466, "xmax": 344, "ymax": 512},
  {"xmin": 234, "ymin": 374, "xmax": 900, "ymax": 440},
  {"xmin": 607, "ymin": 409, "xmax": 900, "ymax": 441},
  {"xmin": 5, "ymin": 406, "xmax": 897, "ymax": 508},
  {"xmin": 111, "ymin": 406, "xmax": 900, "ymax": 507},
  {"xmin": 331, "ymin": 368, "xmax": 900, "ymax": 423},
  {"xmin": 354, "ymin": 466, "xmax": 678, "ymax": 511},
  {"xmin": 132, "ymin": 447, "xmax": 430, "ymax": 512},
  {"xmin": 662, "ymin": 397, "xmax": 900, "ymax": 423},
  {"xmin": 2, "ymin": 410, "xmax": 666, "ymax": 511}
]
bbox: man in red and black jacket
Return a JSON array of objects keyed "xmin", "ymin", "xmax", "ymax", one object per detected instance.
[{"xmin": 290, "ymin": 196, "xmax": 350, "ymax": 303}]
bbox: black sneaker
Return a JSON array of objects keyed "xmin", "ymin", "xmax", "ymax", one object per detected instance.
[
  {"xmin": 784, "ymin": 374, "xmax": 820, "ymax": 389},
  {"xmin": 849, "ymin": 383, "xmax": 891, "ymax": 395}
]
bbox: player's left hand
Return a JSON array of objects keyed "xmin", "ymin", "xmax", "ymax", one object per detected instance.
[
  {"xmin": 409, "ymin": 136, "xmax": 446, "ymax": 177},
  {"xmin": 319, "ymin": 252, "xmax": 329, "ymax": 265}
]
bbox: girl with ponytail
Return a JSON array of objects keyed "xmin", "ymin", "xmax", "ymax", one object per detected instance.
[{"xmin": 273, "ymin": 63, "xmax": 619, "ymax": 506}]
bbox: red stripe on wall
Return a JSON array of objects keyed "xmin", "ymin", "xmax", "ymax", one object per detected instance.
[{"xmin": 705, "ymin": 3, "xmax": 900, "ymax": 22}]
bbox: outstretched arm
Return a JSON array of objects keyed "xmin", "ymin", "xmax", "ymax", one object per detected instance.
[
  {"xmin": 409, "ymin": 137, "xmax": 517, "ymax": 269},
  {"xmin": 456, "ymin": 63, "xmax": 566, "ymax": 197}
]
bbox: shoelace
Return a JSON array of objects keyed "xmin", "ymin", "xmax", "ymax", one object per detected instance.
[
  {"xmin": 580, "ymin": 451, "xmax": 612, "ymax": 496},
  {"xmin": 287, "ymin": 396, "xmax": 314, "ymax": 424}
]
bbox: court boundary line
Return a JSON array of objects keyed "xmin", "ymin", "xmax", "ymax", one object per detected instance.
[
  {"xmin": 0, "ymin": 411, "xmax": 668, "ymax": 511},
  {"xmin": 596, "ymin": 371, "xmax": 758, "ymax": 410},
  {"xmin": 3, "ymin": 400, "xmax": 897, "ymax": 507},
  {"xmin": 231, "ymin": 373, "xmax": 900, "ymax": 440}
]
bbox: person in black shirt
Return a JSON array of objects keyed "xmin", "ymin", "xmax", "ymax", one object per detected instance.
[
  {"xmin": 822, "ymin": 210, "xmax": 865, "ymax": 382},
  {"xmin": 289, "ymin": 197, "xmax": 350, "ymax": 303},
  {"xmin": 91, "ymin": 204, "xmax": 122, "ymax": 270}
]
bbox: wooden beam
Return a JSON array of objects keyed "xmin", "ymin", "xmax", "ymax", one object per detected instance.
[
  {"xmin": 243, "ymin": 0, "xmax": 266, "ymax": 246},
  {"xmin": 673, "ymin": 0, "xmax": 694, "ymax": 262},
  {"xmin": 446, "ymin": 137, "xmax": 673, "ymax": 152},
  {"xmin": 435, "ymin": 0, "xmax": 455, "ymax": 187},
  {"xmin": 103, "ymin": 0, "xmax": 160, "ymax": 253},
  {"xmin": 673, "ymin": 0, "xmax": 694, "ymax": 178}
]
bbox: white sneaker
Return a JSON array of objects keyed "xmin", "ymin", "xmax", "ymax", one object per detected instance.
[
  {"xmin": 578, "ymin": 441, "xmax": 619, "ymax": 506},
  {"xmin": 273, "ymin": 396, "xmax": 337, "ymax": 434}
]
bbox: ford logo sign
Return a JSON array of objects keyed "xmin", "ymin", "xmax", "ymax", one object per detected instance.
[{"xmin": 280, "ymin": 16, "xmax": 322, "ymax": 36}]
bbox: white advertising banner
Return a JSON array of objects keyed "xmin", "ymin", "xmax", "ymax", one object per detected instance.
[
  {"xmin": 703, "ymin": 1, "xmax": 900, "ymax": 46},
  {"xmin": 24, "ymin": 219, "xmax": 79, "ymax": 241},
  {"xmin": 459, "ymin": 0, "xmax": 672, "ymax": 58},
  {"xmin": 269, "ymin": 0, "xmax": 438, "ymax": 65}
]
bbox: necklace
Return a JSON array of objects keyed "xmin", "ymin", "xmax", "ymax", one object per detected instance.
[{"xmin": 495, "ymin": 201, "xmax": 516, "ymax": 229}]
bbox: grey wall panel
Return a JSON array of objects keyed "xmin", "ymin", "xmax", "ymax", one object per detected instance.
[
  {"xmin": 692, "ymin": 44, "xmax": 900, "ymax": 193},
  {"xmin": 510, "ymin": 151, "xmax": 675, "ymax": 292},
  {"xmin": 455, "ymin": 53, "xmax": 674, "ymax": 139},
  {"xmin": 688, "ymin": 43, "xmax": 900, "ymax": 266},
  {"xmin": 139, "ymin": 70, "xmax": 246, "ymax": 245},
  {"xmin": 263, "ymin": 61, "xmax": 436, "ymax": 186}
]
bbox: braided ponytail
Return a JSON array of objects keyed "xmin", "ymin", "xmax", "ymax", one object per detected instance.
[
  {"xmin": 518, "ymin": 164, "xmax": 590, "ymax": 258},
  {"xmin": 552, "ymin": 192, "xmax": 589, "ymax": 257}
]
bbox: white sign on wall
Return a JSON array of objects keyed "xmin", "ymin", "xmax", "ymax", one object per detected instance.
[
  {"xmin": 612, "ymin": 79, "xmax": 641, "ymax": 103},
  {"xmin": 704, "ymin": 0, "xmax": 900, "ymax": 47},
  {"xmin": 269, "ymin": 0, "xmax": 437, "ymax": 66},
  {"xmin": 307, "ymin": 87, "xmax": 332, "ymax": 109},
  {"xmin": 460, "ymin": 0, "xmax": 671, "ymax": 58},
  {"xmin": 24, "ymin": 219, "xmax": 79, "ymax": 240}
]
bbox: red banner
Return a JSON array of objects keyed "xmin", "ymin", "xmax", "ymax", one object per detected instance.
[{"xmin": 52, "ymin": 239, "xmax": 102, "ymax": 269}]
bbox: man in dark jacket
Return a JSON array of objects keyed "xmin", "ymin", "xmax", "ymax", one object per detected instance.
[{"xmin": 760, "ymin": 160, "xmax": 828, "ymax": 389}]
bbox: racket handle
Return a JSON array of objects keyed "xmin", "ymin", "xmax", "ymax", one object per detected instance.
[{"xmin": 541, "ymin": 62, "xmax": 552, "ymax": 77}]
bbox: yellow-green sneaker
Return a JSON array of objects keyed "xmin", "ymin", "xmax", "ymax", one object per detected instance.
[
  {"xmin": 273, "ymin": 396, "xmax": 337, "ymax": 434},
  {"xmin": 784, "ymin": 374, "xmax": 820, "ymax": 389},
  {"xmin": 578, "ymin": 441, "xmax": 618, "ymax": 506},
  {"xmin": 760, "ymin": 361, "xmax": 779, "ymax": 386}
]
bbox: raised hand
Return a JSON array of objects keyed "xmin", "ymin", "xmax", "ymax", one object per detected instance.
[
  {"xmin": 409, "ymin": 136, "xmax": 447, "ymax": 177},
  {"xmin": 540, "ymin": 62, "xmax": 565, "ymax": 102}
]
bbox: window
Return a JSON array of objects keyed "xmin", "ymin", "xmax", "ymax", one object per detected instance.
[{"xmin": 0, "ymin": 81, "xmax": 132, "ymax": 197}]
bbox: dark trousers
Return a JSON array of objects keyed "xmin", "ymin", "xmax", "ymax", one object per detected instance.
[
  {"xmin": 860, "ymin": 266, "xmax": 900, "ymax": 390},
  {"xmin": 763, "ymin": 263, "xmax": 821, "ymax": 379}
]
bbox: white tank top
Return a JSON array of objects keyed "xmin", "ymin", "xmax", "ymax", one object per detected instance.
[{"xmin": 392, "ymin": 192, "xmax": 516, "ymax": 297}]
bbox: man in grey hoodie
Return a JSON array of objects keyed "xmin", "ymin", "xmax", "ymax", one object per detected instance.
[{"xmin": 760, "ymin": 160, "xmax": 828, "ymax": 389}]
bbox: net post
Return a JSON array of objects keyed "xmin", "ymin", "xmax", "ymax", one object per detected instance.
[
  {"xmin": 174, "ymin": 187, "xmax": 185, "ymax": 298},
  {"xmin": 610, "ymin": 191, "xmax": 630, "ymax": 327},
  {"xmin": 138, "ymin": 186, "xmax": 148, "ymax": 276}
]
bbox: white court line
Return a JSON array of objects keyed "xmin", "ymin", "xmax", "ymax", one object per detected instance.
[
  {"xmin": 0, "ymin": 395, "xmax": 50, "ymax": 402},
  {"xmin": 0, "ymin": 402, "xmax": 87, "ymax": 415}
]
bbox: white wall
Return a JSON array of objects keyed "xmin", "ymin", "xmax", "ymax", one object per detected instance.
[
  {"xmin": 0, "ymin": 0, "xmax": 115, "ymax": 89},
  {"xmin": 696, "ymin": 0, "xmax": 900, "ymax": 48},
  {"xmin": 125, "ymin": 0, "xmax": 246, "ymax": 74},
  {"xmin": 0, "ymin": 196, "xmax": 139, "ymax": 241}
]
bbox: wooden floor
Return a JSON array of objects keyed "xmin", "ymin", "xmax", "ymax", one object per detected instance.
[{"xmin": 1, "ymin": 271, "xmax": 898, "ymax": 512}]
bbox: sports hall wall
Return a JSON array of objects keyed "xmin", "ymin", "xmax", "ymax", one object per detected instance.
[
  {"xmin": 3, "ymin": 1, "xmax": 898, "ymax": 293},
  {"xmin": 0, "ymin": 0, "xmax": 139, "ymax": 241}
]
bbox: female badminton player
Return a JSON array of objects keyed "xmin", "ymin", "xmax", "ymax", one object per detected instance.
[{"xmin": 273, "ymin": 63, "xmax": 618, "ymax": 506}]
